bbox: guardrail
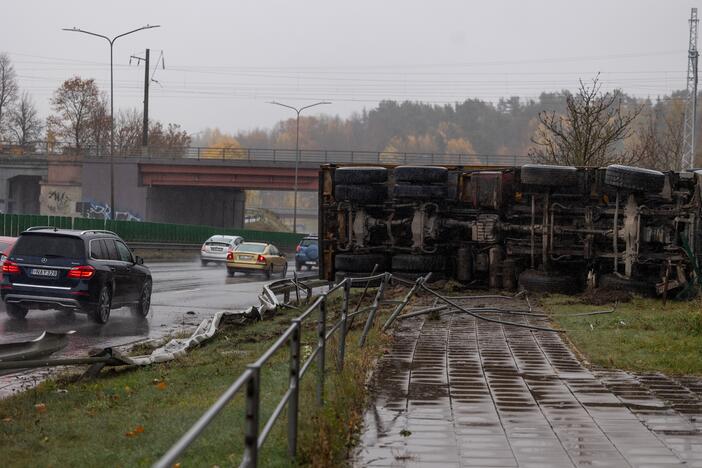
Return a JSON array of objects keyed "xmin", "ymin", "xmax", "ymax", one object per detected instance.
[
  {"xmin": 0, "ymin": 141, "xmax": 531, "ymax": 167},
  {"xmin": 0, "ymin": 213, "xmax": 305, "ymax": 250},
  {"xmin": 154, "ymin": 272, "xmax": 426, "ymax": 468}
]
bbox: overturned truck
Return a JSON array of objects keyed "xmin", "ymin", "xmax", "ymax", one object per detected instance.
[{"xmin": 318, "ymin": 163, "xmax": 702, "ymax": 296}]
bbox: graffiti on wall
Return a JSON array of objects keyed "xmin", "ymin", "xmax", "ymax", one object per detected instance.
[
  {"xmin": 76, "ymin": 200, "xmax": 142, "ymax": 221},
  {"xmin": 47, "ymin": 190, "xmax": 72, "ymax": 213}
]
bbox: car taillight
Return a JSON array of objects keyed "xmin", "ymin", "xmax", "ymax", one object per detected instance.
[
  {"xmin": 227, "ymin": 252, "xmax": 233, "ymax": 260},
  {"xmin": 1, "ymin": 260, "xmax": 20, "ymax": 274},
  {"xmin": 296, "ymin": 245, "xmax": 301, "ymax": 253},
  {"xmin": 67, "ymin": 265, "xmax": 95, "ymax": 279},
  {"xmin": 257, "ymin": 255, "xmax": 266, "ymax": 263}
]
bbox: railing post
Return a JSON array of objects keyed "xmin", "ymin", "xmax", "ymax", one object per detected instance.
[
  {"xmin": 359, "ymin": 273, "xmax": 389, "ymax": 348},
  {"xmin": 288, "ymin": 321, "xmax": 301, "ymax": 458},
  {"xmin": 382, "ymin": 274, "xmax": 429, "ymax": 331},
  {"xmin": 197, "ymin": 147, "xmax": 200, "ymax": 160},
  {"xmin": 337, "ymin": 279, "xmax": 351, "ymax": 371},
  {"xmin": 316, "ymin": 298, "xmax": 327, "ymax": 406},
  {"xmin": 242, "ymin": 366, "xmax": 260, "ymax": 468}
]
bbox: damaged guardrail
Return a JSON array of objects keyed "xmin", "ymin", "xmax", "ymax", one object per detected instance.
[{"xmin": 154, "ymin": 272, "xmax": 426, "ymax": 468}]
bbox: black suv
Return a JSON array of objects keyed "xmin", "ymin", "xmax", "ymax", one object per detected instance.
[{"xmin": 1, "ymin": 228, "xmax": 152, "ymax": 324}]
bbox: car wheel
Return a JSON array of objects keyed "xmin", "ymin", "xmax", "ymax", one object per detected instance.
[
  {"xmin": 132, "ymin": 279, "xmax": 152, "ymax": 317},
  {"xmin": 282, "ymin": 262, "xmax": 288, "ymax": 278},
  {"xmin": 201, "ymin": 259, "xmax": 208, "ymax": 267},
  {"xmin": 296, "ymin": 261, "xmax": 302, "ymax": 272},
  {"xmin": 605, "ymin": 165, "xmax": 665, "ymax": 193},
  {"xmin": 520, "ymin": 164, "xmax": 579, "ymax": 187},
  {"xmin": 265, "ymin": 265, "xmax": 272, "ymax": 280},
  {"xmin": 5, "ymin": 303, "xmax": 28, "ymax": 320},
  {"xmin": 518, "ymin": 269, "xmax": 580, "ymax": 294},
  {"xmin": 90, "ymin": 286, "xmax": 112, "ymax": 324},
  {"xmin": 227, "ymin": 267, "xmax": 235, "ymax": 277}
]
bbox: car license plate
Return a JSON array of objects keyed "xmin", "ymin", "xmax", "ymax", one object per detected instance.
[
  {"xmin": 305, "ymin": 261, "xmax": 316, "ymax": 265},
  {"xmin": 211, "ymin": 247, "xmax": 223, "ymax": 251},
  {"xmin": 31, "ymin": 268, "xmax": 58, "ymax": 278},
  {"xmin": 238, "ymin": 255, "xmax": 252, "ymax": 261}
]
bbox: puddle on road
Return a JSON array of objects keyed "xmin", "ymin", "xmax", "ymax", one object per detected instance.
[{"xmin": 355, "ymin": 298, "xmax": 702, "ymax": 467}]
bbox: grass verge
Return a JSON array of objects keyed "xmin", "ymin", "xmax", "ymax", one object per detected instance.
[
  {"xmin": 542, "ymin": 294, "xmax": 702, "ymax": 375},
  {"xmin": 0, "ymin": 292, "xmax": 392, "ymax": 467}
]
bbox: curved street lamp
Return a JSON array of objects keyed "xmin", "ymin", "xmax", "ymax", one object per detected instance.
[
  {"xmin": 63, "ymin": 24, "xmax": 160, "ymax": 219},
  {"xmin": 268, "ymin": 101, "xmax": 331, "ymax": 233}
]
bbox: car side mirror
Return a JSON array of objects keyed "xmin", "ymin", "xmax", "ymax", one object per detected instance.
[{"xmin": 135, "ymin": 256, "xmax": 144, "ymax": 265}]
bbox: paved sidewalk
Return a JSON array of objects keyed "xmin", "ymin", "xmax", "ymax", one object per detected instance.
[{"xmin": 355, "ymin": 298, "xmax": 702, "ymax": 467}]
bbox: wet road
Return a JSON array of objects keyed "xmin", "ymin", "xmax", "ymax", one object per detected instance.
[
  {"xmin": 357, "ymin": 297, "xmax": 702, "ymax": 467},
  {"xmin": 0, "ymin": 260, "xmax": 299, "ymax": 395}
]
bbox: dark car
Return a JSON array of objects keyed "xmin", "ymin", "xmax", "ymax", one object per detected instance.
[
  {"xmin": 0, "ymin": 228, "xmax": 152, "ymax": 324},
  {"xmin": 295, "ymin": 236, "xmax": 319, "ymax": 271}
]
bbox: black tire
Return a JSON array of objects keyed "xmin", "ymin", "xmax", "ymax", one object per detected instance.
[
  {"xmin": 132, "ymin": 279, "xmax": 152, "ymax": 317},
  {"xmin": 605, "ymin": 165, "xmax": 665, "ymax": 193},
  {"xmin": 521, "ymin": 164, "xmax": 578, "ymax": 187},
  {"xmin": 281, "ymin": 262, "xmax": 288, "ymax": 278},
  {"xmin": 393, "ymin": 184, "xmax": 448, "ymax": 200},
  {"xmin": 295, "ymin": 261, "xmax": 302, "ymax": 272},
  {"xmin": 90, "ymin": 286, "xmax": 112, "ymax": 324},
  {"xmin": 334, "ymin": 253, "xmax": 387, "ymax": 272},
  {"xmin": 5, "ymin": 303, "xmax": 28, "ymax": 320},
  {"xmin": 599, "ymin": 273, "xmax": 656, "ymax": 296},
  {"xmin": 518, "ymin": 269, "xmax": 579, "ymax": 294},
  {"xmin": 227, "ymin": 267, "xmax": 235, "ymax": 277},
  {"xmin": 265, "ymin": 265, "xmax": 272, "ymax": 280},
  {"xmin": 334, "ymin": 167, "xmax": 388, "ymax": 185},
  {"xmin": 392, "ymin": 254, "xmax": 446, "ymax": 272},
  {"xmin": 334, "ymin": 184, "xmax": 386, "ymax": 203},
  {"xmin": 201, "ymin": 259, "xmax": 208, "ymax": 267},
  {"xmin": 394, "ymin": 166, "xmax": 448, "ymax": 184}
]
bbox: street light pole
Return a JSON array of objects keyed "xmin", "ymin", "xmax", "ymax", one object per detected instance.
[
  {"xmin": 268, "ymin": 101, "xmax": 331, "ymax": 233},
  {"xmin": 63, "ymin": 24, "xmax": 160, "ymax": 219}
]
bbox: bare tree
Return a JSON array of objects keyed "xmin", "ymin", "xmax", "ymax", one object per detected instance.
[
  {"xmin": 630, "ymin": 102, "xmax": 684, "ymax": 171},
  {"xmin": 8, "ymin": 92, "xmax": 42, "ymax": 146},
  {"xmin": 114, "ymin": 109, "xmax": 143, "ymax": 155},
  {"xmin": 47, "ymin": 76, "xmax": 106, "ymax": 150},
  {"xmin": 0, "ymin": 53, "xmax": 19, "ymax": 138},
  {"xmin": 529, "ymin": 75, "xmax": 642, "ymax": 166}
]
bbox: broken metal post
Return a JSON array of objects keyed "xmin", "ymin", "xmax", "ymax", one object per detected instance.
[
  {"xmin": 317, "ymin": 298, "xmax": 327, "ymax": 406},
  {"xmin": 242, "ymin": 366, "xmax": 260, "ymax": 468},
  {"xmin": 288, "ymin": 321, "xmax": 301, "ymax": 458},
  {"xmin": 337, "ymin": 279, "xmax": 351, "ymax": 371},
  {"xmin": 359, "ymin": 273, "xmax": 389, "ymax": 348},
  {"xmin": 381, "ymin": 274, "xmax": 430, "ymax": 331}
]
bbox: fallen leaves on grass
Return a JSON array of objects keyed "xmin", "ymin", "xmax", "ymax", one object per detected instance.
[
  {"xmin": 125, "ymin": 424, "xmax": 145, "ymax": 438},
  {"xmin": 153, "ymin": 379, "xmax": 168, "ymax": 390},
  {"xmin": 34, "ymin": 403, "xmax": 47, "ymax": 414},
  {"xmin": 2, "ymin": 416, "xmax": 12, "ymax": 422}
]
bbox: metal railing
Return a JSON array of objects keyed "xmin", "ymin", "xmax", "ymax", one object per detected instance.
[
  {"xmin": 154, "ymin": 272, "xmax": 425, "ymax": 468},
  {"xmin": 0, "ymin": 141, "xmax": 531, "ymax": 167}
]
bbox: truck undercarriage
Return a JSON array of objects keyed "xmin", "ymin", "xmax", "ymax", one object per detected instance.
[{"xmin": 319, "ymin": 164, "xmax": 702, "ymax": 296}]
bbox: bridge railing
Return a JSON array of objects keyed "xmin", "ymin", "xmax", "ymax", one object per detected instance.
[
  {"xmin": 0, "ymin": 213, "xmax": 305, "ymax": 249},
  {"xmin": 0, "ymin": 141, "xmax": 531, "ymax": 166}
]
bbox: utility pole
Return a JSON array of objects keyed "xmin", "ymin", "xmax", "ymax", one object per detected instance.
[
  {"xmin": 142, "ymin": 49, "xmax": 150, "ymax": 146},
  {"xmin": 682, "ymin": 7, "xmax": 699, "ymax": 170}
]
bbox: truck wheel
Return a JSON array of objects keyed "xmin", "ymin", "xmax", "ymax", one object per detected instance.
[
  {"xmin": 334, "ymin": 184, "xmax": 386, "ymax": 203},
  {"xmin": 521, "ymin": 164, "xmax": 579, "ymax": 187},
  {"xmin": 393, "ymin": 184, "xmax": 448, "ymax": 200},
  {"xmin": 599, "ymin": 273, "xmax": 656, "ymax": 296},
  {"xmin": 605, "ymin": 165, "xmax": 665, "ymax": 193},
  {"xmin": 518, "ymin": 269, "xmax": 579, "ymax": 294},
  {"xmin": 334, "ymin": 167, "xmax": 388, "ymax": 185},
  {"xmin": 334, "ymin": 253, "xmax": 387, "ymax": 272},
  {"xmin": 392, "ymin": 254, "xmax": 446, "ymax": 272},
  {"xmin": 5, "ymin": 303, "xmax": 28, "ymax": 319},
  {"xmin": 394, "ymin": 166, "xmax": 448, "ymax": 184}
]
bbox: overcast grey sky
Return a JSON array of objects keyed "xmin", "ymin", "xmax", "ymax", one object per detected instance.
[{"xmin": 1, "ymin": 0, "xmax": 697, "ymax": 136}]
